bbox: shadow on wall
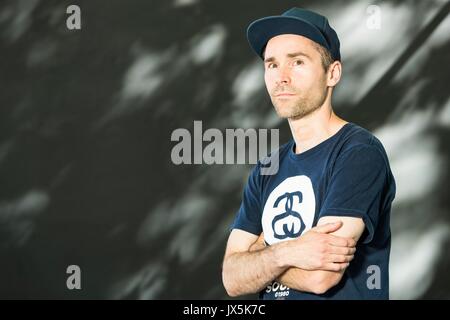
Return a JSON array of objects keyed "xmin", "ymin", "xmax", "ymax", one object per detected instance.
[{"xmin": 0, "ymin": 0, "xmax": 449, "ymax": 299}]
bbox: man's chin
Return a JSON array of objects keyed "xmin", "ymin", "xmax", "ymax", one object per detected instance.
[
  {"xmin": 273, "ymin": 106, "xmax": 303, "ymax": 119},
  {"xmin": 273, "ymin": 103, "xmax": 321, "ymax": 120},
  {"xmin": 275, "ymin": 112, "xmax": 301, "ymax": 120}
]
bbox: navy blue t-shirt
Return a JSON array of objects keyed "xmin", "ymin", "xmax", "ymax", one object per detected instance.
[{"xmin": 231, "ymin": 122, "xmax": 396, "ymax": 300}]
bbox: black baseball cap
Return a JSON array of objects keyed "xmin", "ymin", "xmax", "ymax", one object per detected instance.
[{"xmin": 247, "ymin": 7, "xmax": 341, "ymax": 61}]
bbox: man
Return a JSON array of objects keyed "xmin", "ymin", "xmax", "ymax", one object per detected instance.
[{"xmin": 222, "ymin": 8, "xmax": 396, "ymax": 299}]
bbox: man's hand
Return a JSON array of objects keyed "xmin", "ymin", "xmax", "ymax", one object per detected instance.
[
  {"xmin": 276, "ymin": 217, "xmax": 365, "ymax": 294},
  {"xmin": 249, "ymin": 232, "xmax": 265, "ymax": 252},
  {"xmin": 277, "ymin": 221, "xmax": 356, "ymax": 271}
]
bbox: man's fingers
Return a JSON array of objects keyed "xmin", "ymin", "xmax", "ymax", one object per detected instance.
[
  {"xmin": 313, "ymin": 221, "xmax": 343, "ymax": 234},
  {"xmin": 328, "ymin": 245, "xmax": 356, "ymax": 255},
  {"xmin": 327, "ymin": 234, "xmax": 357, "ymax": 247},
  {"xmin": 327, "ymin": 253, "xmax": 354, "ymax": 263},
  {"xmin": 257, "ymin": 232, "xmax": 264, "ymax": 242},
  {"xmin": 248, "ymin": 232, "xmax": 265, "ymax": 252}
]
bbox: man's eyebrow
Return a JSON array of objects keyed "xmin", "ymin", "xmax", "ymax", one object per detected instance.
[
  {"xmin": 287, "ymin": 51, "xmax": 311, "ymax": 59},
  {"xmin": 264, "ymin": 56, "xmax": 275, "ymax": 63},
  {"xmin": 264, "ymin": 51, "xmax": 311, "ymax": 63}
]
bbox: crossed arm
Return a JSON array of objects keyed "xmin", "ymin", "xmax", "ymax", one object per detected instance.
[{"xmin": 222, "ymin": 216, "xmax": 365, "ymax": 296}]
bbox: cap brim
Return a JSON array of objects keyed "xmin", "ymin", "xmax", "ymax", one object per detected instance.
[{"xmin": 247, "ymin": 15, "xmax": 330, "ymax": 59}]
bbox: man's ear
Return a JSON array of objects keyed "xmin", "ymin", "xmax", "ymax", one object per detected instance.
[{"xmin": 327, "ymin": 61, "xmax": 342, "ymax": 87}]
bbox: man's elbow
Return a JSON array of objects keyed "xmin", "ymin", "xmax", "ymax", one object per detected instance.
[
  {"xmin": 223, "ymin": 280, "xmax": 245, "ymax": 297},
  {"xmin": 224, "ymin": 286, "xmax": 240, "ymax": 297},
  {"xmin": 311, "ymin": 282, "xmax": 332, "ymax": 295},
  {"xmin": 222, "ymin": 267, "xmax": 240, "ymax": 297},
  {"xmin": 222, "ymin": 277, "xmax": 239, "ymax": 297},
  {"xmin": 222, "ymin": 269, "xmax": 259, "ymax": 297},
  {"xmin": 310, "ymin": 272, "xmax": 343, "ymax": 295}
]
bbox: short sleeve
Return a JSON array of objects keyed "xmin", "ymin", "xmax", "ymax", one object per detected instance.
[
  {"xmin": 230, "ymin": 164, "xmax": 263, "ymax": 236},
  {"xmin": 319, "ymin": 145, "xmax": 391, "ymax": 244}
]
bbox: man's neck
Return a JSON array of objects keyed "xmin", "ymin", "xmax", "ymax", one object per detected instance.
[{"xmin": 288, "ymin": 104, "xmax": 347, "ymax": 155}]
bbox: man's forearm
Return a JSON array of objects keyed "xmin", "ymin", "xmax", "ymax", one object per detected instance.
[
  {"xmin": 277, "ymin": 267, "xmax": 343, "ymax": 295},
  {"xmin": 222, "ymin": 244, "xmax": 288, "ymax": 297}
]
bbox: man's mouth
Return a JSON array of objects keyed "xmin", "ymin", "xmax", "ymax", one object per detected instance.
[{"xmin": 274, "ymin": 93, "xmax": 296, "ymax": 97}]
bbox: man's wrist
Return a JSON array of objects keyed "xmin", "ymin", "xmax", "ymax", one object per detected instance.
[{"xmin": 271, "ymin": 240, "xmax": 291, "ymax": 269}]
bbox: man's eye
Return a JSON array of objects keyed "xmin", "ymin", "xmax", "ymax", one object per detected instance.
[
  {"xmin": 293, "ymin": 60, "xmax": 303, "ymax": 66},
  {"xmin": 267, "ymin": 63, "xmax": 277, "ymax": 69}
]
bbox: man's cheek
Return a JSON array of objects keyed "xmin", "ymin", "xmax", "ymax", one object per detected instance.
[
  {"xmin": 265, "ymin": 84, "xmax": 275, "ymax": 96},
  {"xmin": 264, "ymin": 77, "xmax": 272, "ymax": 90}
]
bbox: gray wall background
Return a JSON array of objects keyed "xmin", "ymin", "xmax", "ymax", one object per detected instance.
[{"xmin": 0, "ymin": 0, "xmax": 449, "ymax": 299}]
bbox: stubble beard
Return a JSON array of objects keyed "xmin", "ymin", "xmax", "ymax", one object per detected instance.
[{"xmin": 271, "ymin": 83, "xmax": 328, "ymax": 120}]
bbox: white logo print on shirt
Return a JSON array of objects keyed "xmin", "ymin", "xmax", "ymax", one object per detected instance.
[{"xmin": 262, "ymin": 175, "xmax": 316, "ymax": 245}]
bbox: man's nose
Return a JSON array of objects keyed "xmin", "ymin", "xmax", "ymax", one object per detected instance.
[{"xmin": 275, "ymin": 66, "xmax": 291, "ymax": 85}]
